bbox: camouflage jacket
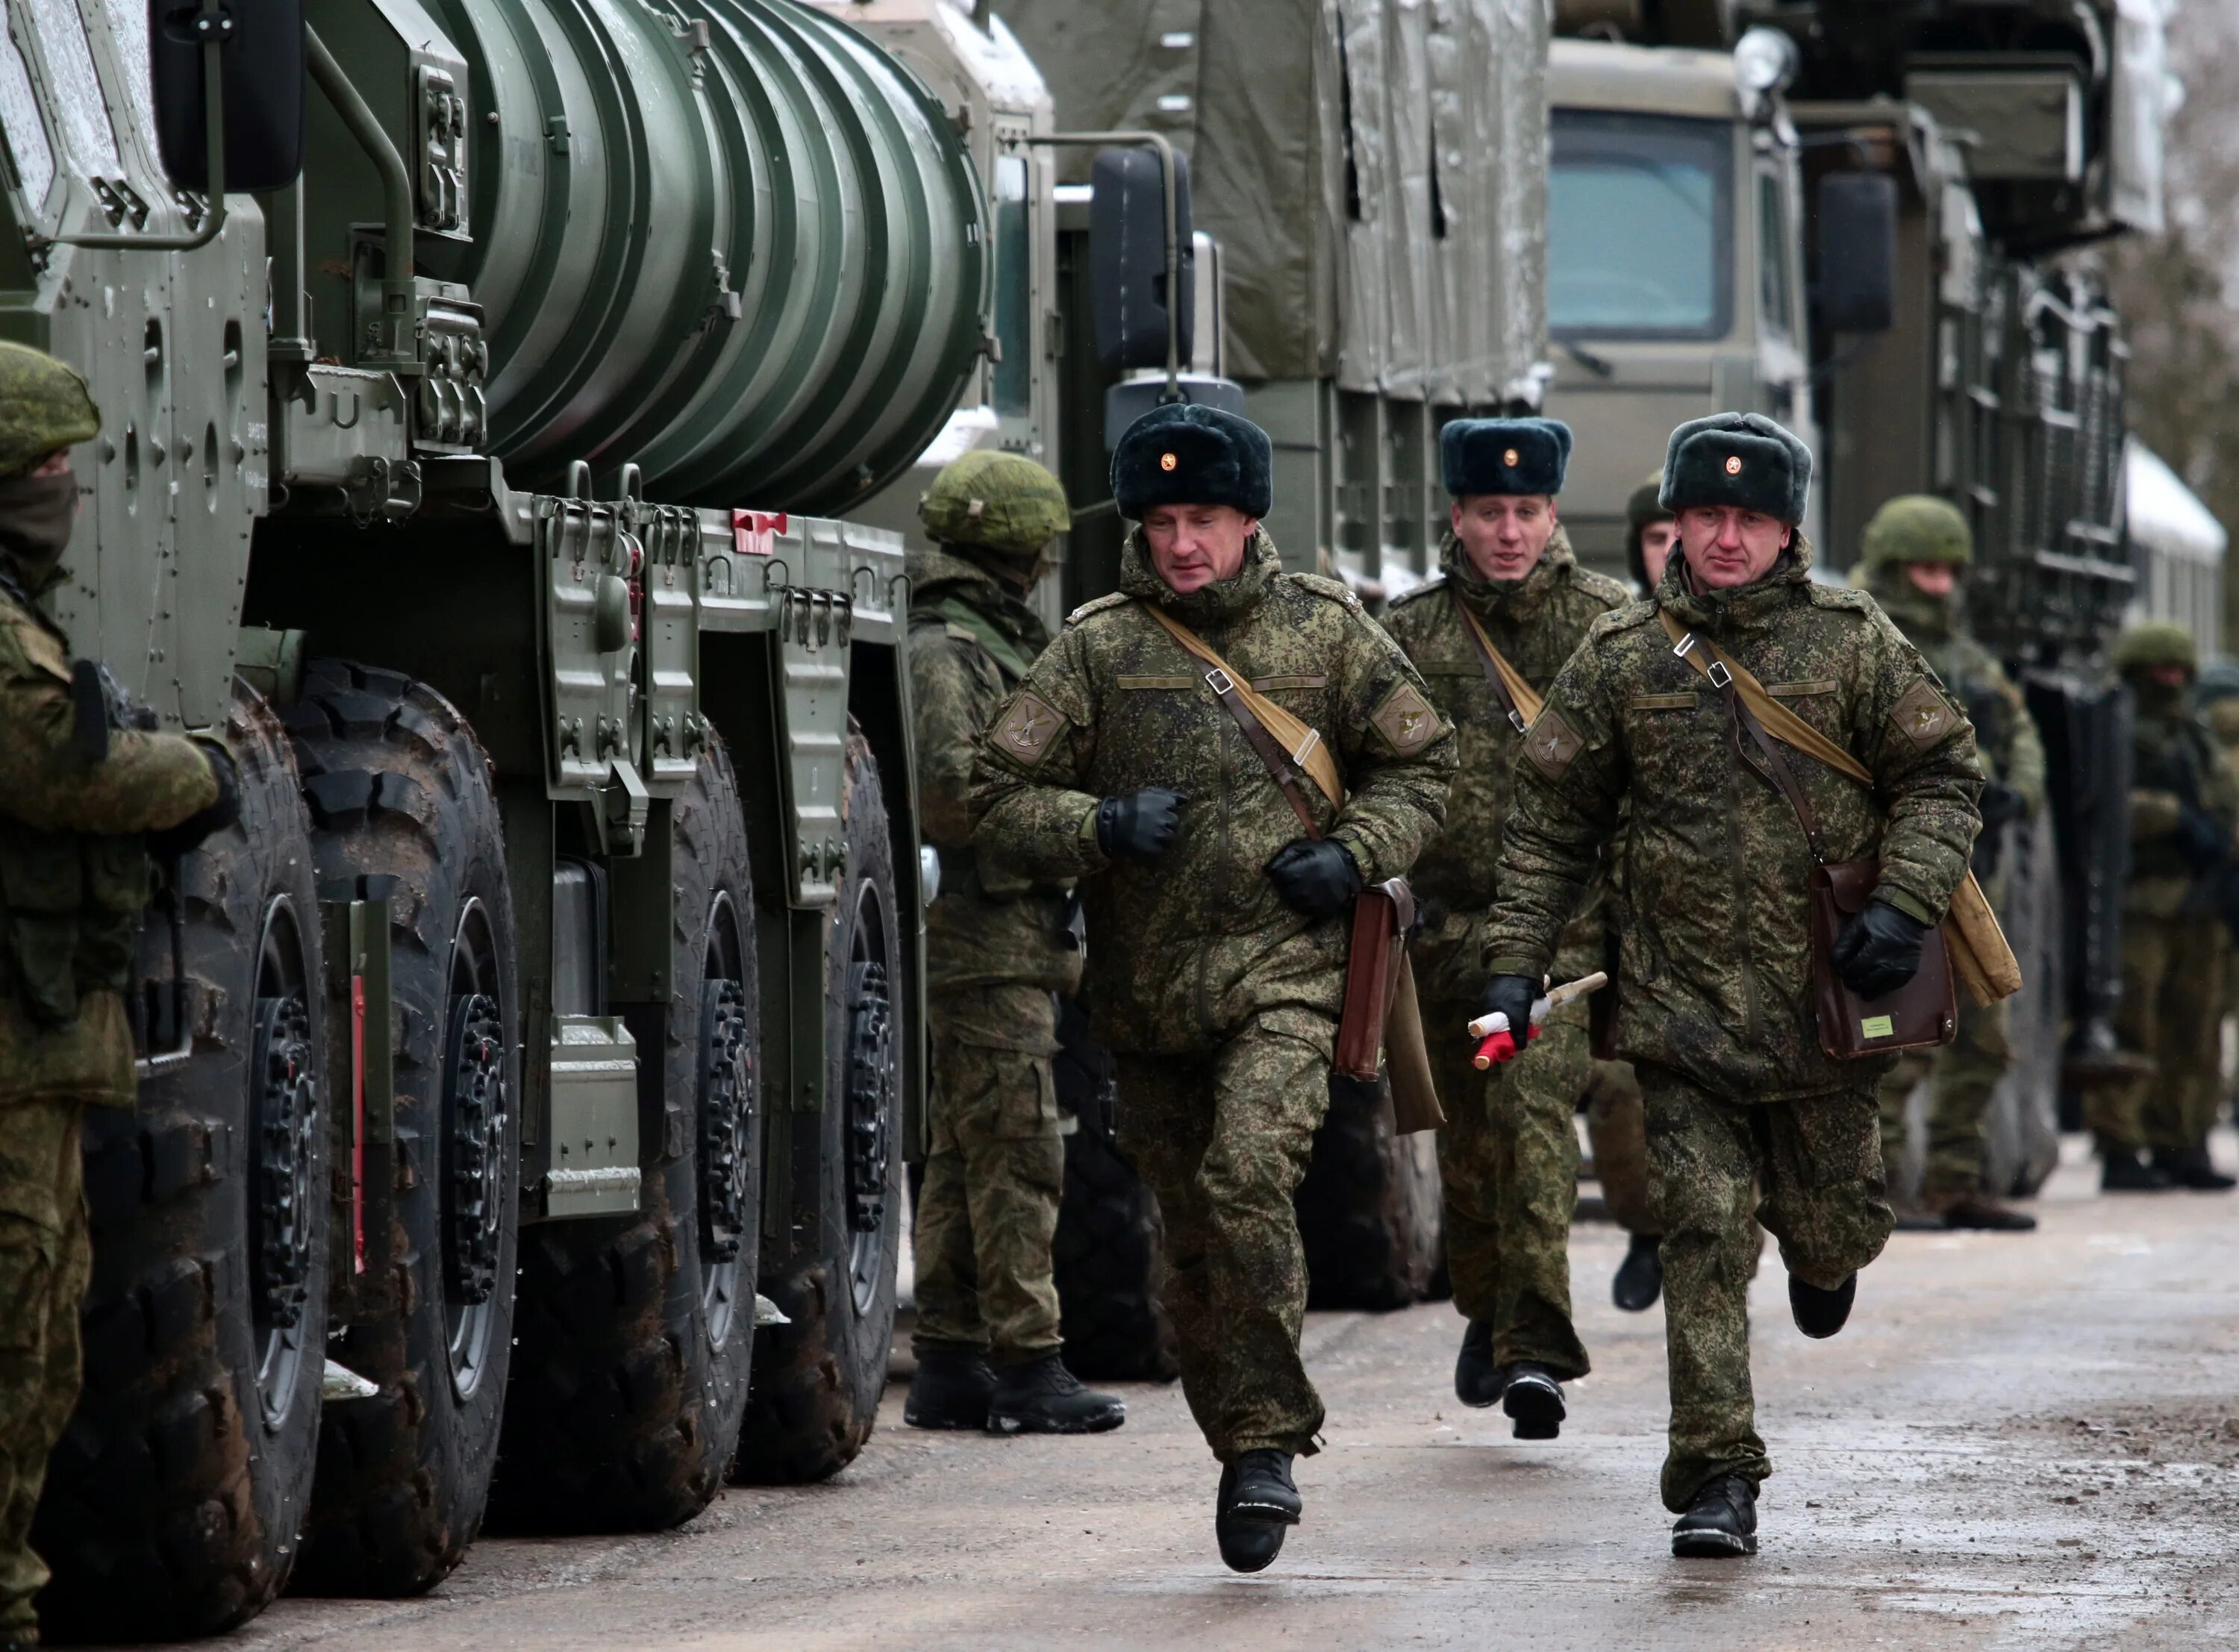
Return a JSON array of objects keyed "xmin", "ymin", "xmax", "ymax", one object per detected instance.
[
  {"xmin": 2126, "ymin": 682, "xmax": 2239, "ymax": 921},
  {"xmin": 1863, "ymin": 569, "xmax": 2045, "ymax": 813},
  {"xmin": 908, "ymin": 545, "xmax": 1081, "ymax": 1008},
  {"xmin": 0, "ymin": 572, "xmax": 219, "ymax": 1107},
  {"xmin": 970, "ymin": 527, "xmax": 1456, "ymax": 1057},
  {"xmin": 1381, "ymin": 525, "xmax": 1628, "ymax": 1005},
  {"xmin": 1484, "ymin": 536, "xmax": 1983, "ymax": 1102}
]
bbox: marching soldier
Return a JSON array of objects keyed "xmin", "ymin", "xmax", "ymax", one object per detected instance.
[
  {"xmin": 1855, "ymin": 496, "xmax": 2044, "ymax": 1230},
  {"xmin": 0, "ymin": 344, "xmax": 238, "ymax": 1645},
  {"xmin": 971, "ymin": 403, "xmax": 1455, "ymax": 1573},
  {"xmin": 1382, "ymin": 419, "xmax": 1628, "ymax": 1436},
  {"xmin": 1482, "ymin": 413, "xmax": 1982, "ymax": 1557},
  {"xmin": 2093, "ymin": 622, "xmax": 2239, "ymax": 1192},
  {"xmin": 903, "ymin": 451, "xmax": 1127, "ymax": 1436}
]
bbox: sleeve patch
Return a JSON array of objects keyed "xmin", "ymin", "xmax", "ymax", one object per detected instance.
[
  {"xmin": 1370, "ymin": 680, "xmax": 1438, "ymax": 754},
  {"xmin": 992, "ymin": 690, "xmax": 1068, "ymax": 765},
  {"xmin": 1523, "ymin": 707, "xmax": 1584, "ymax": 780},
  {"xmin": 1890, "ymin": 678, "xmax": 1958, "ymax": 749}
]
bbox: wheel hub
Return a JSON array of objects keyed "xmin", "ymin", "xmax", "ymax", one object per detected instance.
[
  {"xmin": 251, "ymin": 994, "xmax": 316, "ymax": 1332},
  {"xmin": 844, "ymin": 960, "xmax": 893, "ymax": 1236},
  {"xmin": 443, "ymin": 992, "xmax": 506, "ymax": 1305},
  {"xmin": 699, "ymin": 978, "xmax": 755, "ymax": 1263}
]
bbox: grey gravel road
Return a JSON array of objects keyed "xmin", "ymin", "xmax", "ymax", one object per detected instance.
[{"xmin": 213, "ymin": 1138, "xmax": 2239, "ymax": 1651}]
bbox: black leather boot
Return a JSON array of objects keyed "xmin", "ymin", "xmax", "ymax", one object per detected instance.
[
  {"xmin": 1500, "ymin": 1362, "xmax": 1566, "ymax": 1440},
  {"xmin": 1454, "ymin": 1317, "xmax": 1502, "ymax": 1408},
  {"xmin": 1215, "ymin": 1450, "xmax": 1301, "ymax": 1574},
  {"xmin": 1612, "ymin": 1233, "xmax": 1663, "ymax": 1312},
  {"xmin": 1787, "ymin": 1271, "xmax": 1855, "ymax": 1339},
  {"xmin": 2102, "ymin": 1146, "xmax": 2175, "ymax": 1192},
  {"xmin": 904, "ymin": 1345, "xmax": 995, "ymax": 1430},
  {"xmin": 985, "ymin": 1353, "xmax": 1126, "ymax": 1435},
  {"xmin": 2155, "ymin": 1145, "xmax": 2238, "ymax": 1192},
  {"xmin": 1672, "ymin": 1474, "xmax": 1758, "ymax": 1557}
]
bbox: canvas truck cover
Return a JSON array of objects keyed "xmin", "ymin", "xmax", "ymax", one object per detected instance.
[{"xmin": 999, "ymin": 0, "xmax": 1547, "ymax": 404}]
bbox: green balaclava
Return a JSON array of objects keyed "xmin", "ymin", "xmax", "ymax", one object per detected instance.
[
  {"xmin": 2113, "ymin": 620, "xmax": 2199, "ymax": 717},
  {"xmin": 1858, "ymin": 493, "xmax": 1972, "ymax": 634},
  {"xmin": 0, "ymin": 342, "xmax": 99, "ymax": 593},
  {"xmin": 919, "ymin": 449, "xmax": 1071, "ymax": 587}
]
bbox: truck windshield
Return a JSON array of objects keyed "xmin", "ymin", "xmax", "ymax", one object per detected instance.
[{"xmin": 1549, "ymin": 110, "xmax": 1732, "ymax": 340}]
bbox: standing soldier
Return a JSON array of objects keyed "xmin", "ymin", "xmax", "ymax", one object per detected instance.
[
  {"xmin": 1382, "ymin": 419, "xmax": 1628, "ymax": 1436},
  {"xmin": 1482, "ymin": 413, "xmax": 1982, "ymax": 1557},
  {"xmin": 902, "ymin": 451, "xmax": 1128, "ymax": 1436},
  {"xmin": 2196, "ymin": 663, "xmax": 2239, "ymax": 1120},
  {"xmin": 1855, "ymin": 496, "xmax": 2044, "ymax": 1230},
  {"xmin": 972, "ymin": 404, "xmax": 1455, "ymax": 1572},
  {"xmin": 1626, "ymin": 469, "xmax": 1678, "ymax": 595},
  {"xmin": 0, "ymin": 344, "xmax": 239, "ymax": 1644},
  {"xmin": 2093, "ymin": 623, "xmax": 2239, "ymax": 1192}
]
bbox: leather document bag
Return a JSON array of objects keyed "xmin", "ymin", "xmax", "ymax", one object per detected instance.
[{"xmin": 1808, "ymin": 860, "xmax": 1958, "ymax": 1059}]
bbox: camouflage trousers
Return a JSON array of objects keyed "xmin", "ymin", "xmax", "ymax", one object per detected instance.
[
  {"xmin": 913, "ymin": 985, "xmax": 1065, "ymax": 1365},
  {"xmin": 1581, "ymin": 1060, "xmax": 1657, "ymax": 1236},
  {"xmin": 1116, "ymin": 1013, "xmax": 1334, "ymax": 1461},
  {"xmin": 2091, "ymin": 913, "xmax": 2226, "ymax": 1154},
  {"xmin": 0, "ymin": 1098, "xmax": 89, "ymax": 1636},
  {"xmin": 1425, "ymin": 992, "xmax": 1591, "ymax": 1377},
  {"xmin": 1640, "ymin": 1066, "xmax": 1892, "ymax": 1512},
  {"xmin": 1876, "ymin": 995, "xmax": 2009, "ymax": 1203}
]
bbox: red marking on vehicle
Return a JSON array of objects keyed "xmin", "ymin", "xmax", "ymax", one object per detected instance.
[{"xmin": 731, "ymin": 509, "xmax": 787, "ymax": 556}]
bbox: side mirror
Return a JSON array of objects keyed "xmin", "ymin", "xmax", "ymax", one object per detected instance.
[
  {"xmin": 1814, "ymin": 172, "xmax": 1896, "ymax": 334},
  {"xmin": 1090, "ymin": 146, "xmax": 1194, "ymax": 372},
  {"xmin": 150, "ymin": 0, "xmax": 307, "ymax": 193}
]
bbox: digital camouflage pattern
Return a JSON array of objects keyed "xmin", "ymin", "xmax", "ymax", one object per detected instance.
[
  {"xmin": 1581, "ymin": 1060, "xmax": 1656, "ymax": 1235},
  {"xmin": 1484, "ymin": 535, "xmax": 1984, "ymax": 1104},
  {"xmin": 0, "ymin": 1096, "xmax": 88, "ymax": 1636},
  {"xmin": 912, "ymin": 984, "xmax": 1067, "ymax": 1362},
  {"xmin": 970, "ymin": 526, "xmax": 1455, "ymax": 1057},
  {"xmin": 970, "ymin": 525, "xmax": 1454, "ymax": 1459},
  {"xmin": 1383, "ymin": 525, "xmax": 1626, "ymax": 1373},
  {"xmin": 1859, "ymin": 563, "xmax": 2044, "ymax": 810},
  {"xmin": 1642, "ymin": 1065, "xmax": 1890, "ymax": 1510},
  {"xmin": 0, "ymin": 342, "xmax": 98, "ymax": 479},
  {"xmin": 908, "ymin": 545, "xmax": 1079, "ymax": 1363},
  {"xmin": 1859, "ymin": 493, "xmax": 1973, "ymax": 568},
  {"xmin": 918, "ymin": 450, "xmax": 1072, "ymax": 560},
  {"xmin": 1115, "ymin": 1021, "xmax": 1331, "ymax": 1458},
  {"xmin": 1876, "ymin": 995, "xmax": 2012, "ymax": 1201}
]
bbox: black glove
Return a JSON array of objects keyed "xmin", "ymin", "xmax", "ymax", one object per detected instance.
[
  {"xmin": 1976, "ymin": 781, "xmax": 2025, "ymax": 831},
  {"xmin": 1095, "ymin": 787, "xmax": 1185, "ymax": 861},
  {"xmin": 146, "ymin": 738, "xmax": 240, "ymax": 860},
  {"xmin": 1476, "ymin": 974, "xmax": 1537, "ymax": 1040},
  {"xmin": 1264, "ymin": 836, "xmax": 1361, "ymax": 919},
  {"xmin": 1832, "ymin": 898, "xmax": 1930, "ymax": 1001},
  {"xmin": 2175, "ymin": 806, "xmax": 2228, "ymax": 874}
]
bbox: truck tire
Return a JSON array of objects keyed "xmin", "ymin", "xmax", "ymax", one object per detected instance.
[
  {"xmin": 1049, "ymin": 998, "xmax": 1178, "ymax": 1382},
  {"xmin": 282, "ymin": 662, "xmax": 520, "ymax": 1595},
  {"xmin": 733, "ymin": 730, "xmax": 902, "ymax": 1483},
  {"xmin": 1296, "ymin": 1073, "xmax": 1441, "ymax": 1312},
  {"xmin": 34, "ymin": 687, "xmax": 328, "ymax": 1641},
  {"xmin": 491, "ymin": 742, "xmax": 763, "ymax": 1529}
]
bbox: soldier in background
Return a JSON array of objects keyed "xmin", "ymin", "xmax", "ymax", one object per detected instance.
[
  {"xmin": 2094, "ymin": 623, "xmax": 2239, "ymax": 1192},
  {"xmin": 1382, "ymin": 418, "xmax": 1628, "ymax": 1436},
  {"xmin": 2196, "ymin": 663, "xmax": 2239, "ymax": 1117},
  {"xmin": 1855, "ymin": 496, "xmax": 2044, "ymax": 1230},
  {"xmin": 1626, "ymin": 469, "xmax": 1677, "ymax": 594},
  {"xmin": 972, "ymin": 404, "xmax": 1454, "ymax": 1572},
  {"xmin": 902, "ymin": 451, "xmax": 1127, "ymax": 1436},
  {"xmin": 0, "ymin": 344, "xmax": 239, "ymax": 1645},
  {"xmin": 1484, "ymin": 413, "xmax": 1981, "ymax": 1556}
]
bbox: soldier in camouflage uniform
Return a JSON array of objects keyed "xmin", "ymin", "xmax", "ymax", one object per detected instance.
[
  {"xmin": 903, "ymin": 452, "xmax": 1127, "ymax": 1436},
  {"xmin": 1382, "ymin": 418, "xmax": 1628, "ymax": 1437},
  {"xmin": 1855, "ymin": 496, "xmax": 2045, "ymax": 1230},
  {"xmin": 0, "ymin": 344, "xmax": 237, "ymax": 1646},
  {"xmin": 2093, "ymin": 622, "xmax": 2239, "ymax": 1192},
  {"xmin": 1482, "ymin": 413, "xmax": 1982, "ymax": 1558},
  {"xmin": 2196, "ymin": 663, "xmax": 2239, "ymax": 1118},
  {"xmin": 972, "ymin": 403, "xmax": 1454, "ymax": 1573}
]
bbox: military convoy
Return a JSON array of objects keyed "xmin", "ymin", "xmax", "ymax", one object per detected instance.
[{"xmin": 8, "ymin": 0, "xmax": 2168, "ymax": 1636}]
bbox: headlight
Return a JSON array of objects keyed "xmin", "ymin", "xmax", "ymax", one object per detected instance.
[{"xmin": 1734, "ymin": 28, "xmax": 1798, "ymax": 98}]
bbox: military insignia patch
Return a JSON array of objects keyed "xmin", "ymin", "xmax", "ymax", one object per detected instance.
[
  {"xmin": 1724, "ymin": 454, "xmax": 1743, "ymax": 476},
  {"xmin": 1890, "ymin": 678, "xmax": 1955, "ymax": 749},
  {"xmin": 994, "ymin": 690, "xmax": 1067, "ymax": 764},
  {"xmin": 1371, "ymin": 681, "xmax": 1437, "ymax": 754},
  {"xmin": 1523, "ymin": 707, "xmax": 1584, "ymax": 780}
]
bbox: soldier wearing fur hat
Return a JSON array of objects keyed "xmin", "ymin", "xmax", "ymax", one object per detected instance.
[
  {"xmin": 1482, "ymin": 412, "xmax": 1982, "ymax": 1558},
  {"xmin": 971, "ymin": 402, "xmax": 1455, "ymax": 1574},
  {"xmin": 2094, "ymin": 621, "xmax": 2239, "ymax": 1192},
  {"xmin": 0, "ymin": 343, "xmax": 238, "ymax": 1643},
  {"xmin": 903, "ymin": 451, "xmax": 1128, "ymax": 1438},
  {"xmin": 1381, "ymin": 418, "xmax": 1628, "ymax": 1440},
  {"xmin": 1855, "ymin": 495, "xmax": 2044, "ymax": 1230}
]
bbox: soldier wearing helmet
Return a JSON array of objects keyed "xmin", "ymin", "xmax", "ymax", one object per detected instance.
[
  {"xmin": 902, "ymin": 450, "xmax": 1128, "ymax": 1439},
  {"xmin": 2097, "ymin": 620, "xmax": 2239, "ymax": 1191},
  {"xmin": 1855, "ymin": 495, "xmax": 2045, "ymax": 1229},
  {"xmin": 0, "ymin": 343, "xmax": 238, "ymax": 1642}
]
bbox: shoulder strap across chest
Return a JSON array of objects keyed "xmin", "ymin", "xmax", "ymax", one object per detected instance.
[{"xmin": 1449, "ymin": 589, "xmax": 1544, "ymax": 734}]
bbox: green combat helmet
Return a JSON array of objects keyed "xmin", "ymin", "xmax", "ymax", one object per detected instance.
[
  {"xmin": 1862, "ymin": 494, "xmax": 1972, "ymax": 567},
  {"xmin": 919, "ymin": 450, "xmax": 1070, "ymax": 558},
  {"xmin": 2111, "ymin": 620, "xmax": 2199, "ymax": 677},
  {"xmin": 0, "ymin": 340, "xmax": 99, "ymax": 476}
]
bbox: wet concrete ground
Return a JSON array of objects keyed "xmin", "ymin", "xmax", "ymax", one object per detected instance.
[{"xmin": 221, "ymin": 1136, "xmax": 2239, "ymax": 1651}]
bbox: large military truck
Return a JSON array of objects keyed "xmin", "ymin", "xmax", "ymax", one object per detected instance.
[
  {"xmin": 1543, "ymin": 0, "xmax": 2167, "ymax": 1189},
  {"xmin": 6, "ymin": 0, "xmax": 1003, "ymax": 1635}
]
